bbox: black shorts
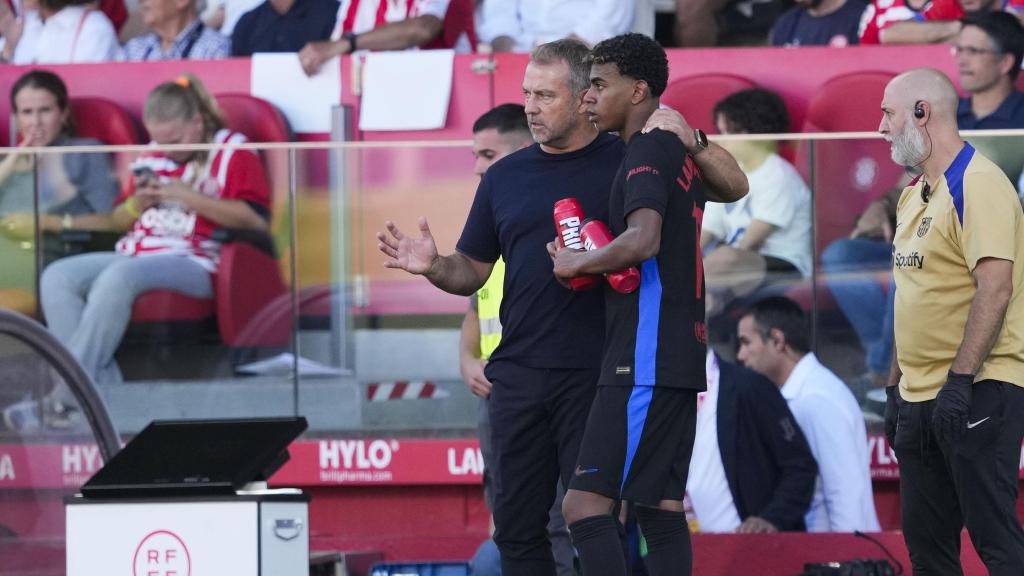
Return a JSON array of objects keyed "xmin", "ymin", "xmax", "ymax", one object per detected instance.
[{"xmin": 569, "ymin": 385, "xmax": 698, "ymax": 506}]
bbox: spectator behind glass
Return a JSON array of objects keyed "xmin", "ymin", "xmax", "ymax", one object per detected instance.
[
  {"xmin": 39, "ymin": 73, "xmax": 271, "ymax": 386},
  {"xmin": 120, "ymin": 0, "xmax": 230, "ymax": 60},
  {"xmin": 956, "ymin": 11, "xmax": 1024, "ymax": 127},
  {"xmin": 685, "ymin": 351, "xmax": 817, "ymax": 534},
  {"xmin": 737, "ymin": 297, "xmax": 881, "ymax": 533},
  {"xmin": 0, "ymin": 0, "xmax": 118, "ymax": 63},
  {"xmin": 478, "ymin": 0, "xmax": 636, "ymax": 53},
  {"xmin": 770, "ymin": 0, "xmax": 868, "ymax": 46},
  {"xmin": 822, "ymin": 11, "xmax": 1024, "ymax": 401},
  {"xmin": 701, "ymin": 88, "xmax": 812, "ymax": 316},
  {"xmin": 285, "ymin": 0, "xmax": 474, "ymax": 76},
  {"xmin": 201, "ymin": 0, "xmax": 262, "ymax": 36},
  {"xmin": 0, "ymin": 70, "xmax": 118, "ymax": 311},
  {"xmin": 229, "ymin": 0, "xmax": 337, "ymax": 59},
  {"xmin": 880, "ymin": 0, "xmax": 1000, "ymax": 43},
  {"xmin": 858, "ymin": 0, "xmax": 931, "ymax": 44}
]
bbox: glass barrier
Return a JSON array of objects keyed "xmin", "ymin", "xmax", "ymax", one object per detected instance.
[
  {"xmin": 4, "ymin": 131, "xmax": 1024, "ymax": 562},
  {"xmin": 1, "ymin": 131, "xmax": 1022, "ymax": 444}
]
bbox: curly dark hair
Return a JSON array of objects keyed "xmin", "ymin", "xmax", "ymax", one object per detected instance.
[
  {"xmin": 588, "ymin": 33, "xmax": 669, "ymax": 97},
  {"xmin": 713, "ymin": 88, "xmax": 790, "ymax": 135}
]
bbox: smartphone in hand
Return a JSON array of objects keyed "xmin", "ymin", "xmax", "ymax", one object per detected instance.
[{"xmin": 132, "ymin": 166, "xmax": 157, "ymax": 186}]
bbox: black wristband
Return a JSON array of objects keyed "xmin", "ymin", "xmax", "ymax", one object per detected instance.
[
  {"xmin": 946, "ymin": 370, "xmax": 975, "ymax": 385},
  {"xmin": 343, "ymin": 31, "xmax": 358, "ymax": 53}
]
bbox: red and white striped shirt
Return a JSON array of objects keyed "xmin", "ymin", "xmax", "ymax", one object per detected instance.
[
  {"xmin": 329, "ymin": 0, "xmax": 476, "ymax": 51},
  {"xmin": 115, "ymin": 129, "xmax": 270, "ymax": 272},
  {"xmin": 331, "ymin": 0, "xmax": 448, "ymax": 38}
]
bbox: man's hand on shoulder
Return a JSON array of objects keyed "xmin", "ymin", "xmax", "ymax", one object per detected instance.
[{"xmin": 642, "ymin": 108, "xmax": 697, "ymax": 150}]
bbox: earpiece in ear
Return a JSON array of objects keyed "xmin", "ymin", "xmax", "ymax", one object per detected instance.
[{"xmin": 914, "ymin": 101, "xmax": 925, "ymax": 119}]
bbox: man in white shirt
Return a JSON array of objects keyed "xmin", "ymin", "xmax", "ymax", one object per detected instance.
[
  {"xmin": 478, "ymin": 0, "xmax": 637, "ymax": 52},
  {"xmin": 687, "ymin": 352, "xmax": 817, "ymax": 533},
  {"xmin": 737, "ymin": 296, "xmax": 881, "ymax": 533},
  {"xmin": 701, "ymin": 88, "xmax": 812, "ymax": 315}
]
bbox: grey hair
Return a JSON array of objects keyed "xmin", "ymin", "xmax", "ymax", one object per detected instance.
[{"xmin": 530, "ymin": 38, "xmax": 592, "ymax": 95}]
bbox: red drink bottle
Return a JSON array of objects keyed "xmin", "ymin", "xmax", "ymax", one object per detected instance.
[
  {"xmin": 580, "ymin": 219, "xmax": 641, "ymax": 294},
  {"xmin": 552, "ymin": 198, "xmax": 600, "ymax": 291}
]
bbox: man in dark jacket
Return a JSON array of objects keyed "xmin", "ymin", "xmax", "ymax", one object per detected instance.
[{"xmin": 686, "ymin": 352, "xmax": 817, "ymax": 532}]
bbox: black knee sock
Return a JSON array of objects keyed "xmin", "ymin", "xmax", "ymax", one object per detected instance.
[
  {"xmin": 636, "ymin": 507, "xmax": 691, "ymax": 576},
  {"xmin": 569, "ymin": 515, "xmax": 628, "ymax": 576},
  {"xmin": 611, "ymin": 501, "xmax": 632, "ymax": 576}
]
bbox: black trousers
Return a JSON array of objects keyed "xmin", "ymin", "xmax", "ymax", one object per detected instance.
[
  {"xmin": 894, "ymin": 380, "xmax": 1024, "ymax": 576},
  {"xmin": 486, "ymin": 359, "xmax": 598, "ymax": 576}
]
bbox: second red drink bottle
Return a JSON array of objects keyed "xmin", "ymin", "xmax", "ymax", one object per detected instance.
[
  {"xmin": 552, "ymin": 198, "xmax": 600, "ymax": 291},
  {"xmin": 580, "ymin": 219, "xmax": 641, "ymax": 294}
]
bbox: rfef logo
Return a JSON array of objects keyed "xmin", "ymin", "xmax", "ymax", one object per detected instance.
[{"xmin": 133, "ymin": 530, "xmax": 191, "ymax": 576}]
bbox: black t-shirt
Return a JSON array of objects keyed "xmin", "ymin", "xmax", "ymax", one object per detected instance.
[
  {"xmin": 230, "ymin": 0, "xmax": 339, "ymax": 56},
  {"xmin": 600, "ymin": 129, "xmax": 708, "ymax": 390},
  {"xmin": 769, "ymin": 0, "xmax": 866, "ymax": 47},
  {"xmin": 457, "ymin": 133, "xmax": 625, "ymax": 369}
]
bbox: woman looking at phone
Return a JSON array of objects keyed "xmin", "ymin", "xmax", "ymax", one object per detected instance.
[{"xmin": 38, "ymin": 73, "xmax": 271, "ymax": 387}]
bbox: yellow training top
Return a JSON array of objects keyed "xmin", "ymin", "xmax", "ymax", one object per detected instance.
[{"xmin": 893, "ymin": 143, "xmax": 1024, "ymax": 402}]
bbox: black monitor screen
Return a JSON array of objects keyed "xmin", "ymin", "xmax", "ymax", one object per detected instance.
[{"xmin": 81, "ymin": 417, "xmax": 307, "ymax": 498}]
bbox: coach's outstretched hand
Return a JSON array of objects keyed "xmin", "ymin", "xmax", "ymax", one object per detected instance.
[{"xmin": 377, "ymin": 217, "xmax": 438, "ymax": 275}]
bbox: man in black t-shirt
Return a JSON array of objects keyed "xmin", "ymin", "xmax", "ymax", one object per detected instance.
[
  {"xmin": 551, "ymin": 33, "xmax": 748, "ymax": 576},
  {"xmin": 769, "ymin": 0, "xmax": 866, "ymax": 47},
  {"xmin": 377, "ymin": 38, "xmax": 746, "ymax": 576}
]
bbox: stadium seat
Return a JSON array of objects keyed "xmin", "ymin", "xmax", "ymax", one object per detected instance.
[
  {"xmin": 69, "ymin": 97, "xmax": 144, "ymax": 191},
  {"xmin": 69, "ymin": 97, "xmax": 143, "ymax": 146},
  {"xmin": 798, "ymin": 71, "xmax": 904, "ymax": 253},
  {"xmin": 214, "ymin": 93, "xmax": 293, "ymax": 143},
  {"xmin": 128, "ymin": 229, "xmax": 289, "ymax": 348},
  {"xmin": 777, "ymin": 71, "xmax": 900, "ymax": 316},
  {"xmin": 661, "ymin": 74, "xmax": 757, "ymax": 134},
  {"xmin": 803, "ymin": 71, "xmax": 894, "ymax": 133}
]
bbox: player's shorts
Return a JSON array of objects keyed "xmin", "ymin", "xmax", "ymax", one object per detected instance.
[{"xmin": 569, "ymin": 385, "xmax": 697, "ymax": 506}]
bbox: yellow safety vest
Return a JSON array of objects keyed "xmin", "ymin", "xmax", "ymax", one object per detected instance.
[{"xmin": 477, "ymin": 258, "xmax": 505, "ymax": 359}]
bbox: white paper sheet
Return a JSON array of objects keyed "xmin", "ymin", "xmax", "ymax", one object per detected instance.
[
  {"xmin": 250, "ymin": 52, "xmax": 342, "ymax": 133},
  {"xmin": 359, "ymin": 50, "xmax": 455, "ymax": 131}
]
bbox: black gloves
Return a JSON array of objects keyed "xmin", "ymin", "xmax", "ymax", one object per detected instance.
[
  {"xmin": 932, "ymin": 371, "xmax": 974, "ymax": 443},
  {"xmin": 884, "ymin": 386, "xmax": 899, "ymax": 448}
]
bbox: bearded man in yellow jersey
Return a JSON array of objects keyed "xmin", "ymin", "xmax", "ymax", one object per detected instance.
[{"xmin": 880, "ymin": 67, "xmax": 1024, "ymax": 576}]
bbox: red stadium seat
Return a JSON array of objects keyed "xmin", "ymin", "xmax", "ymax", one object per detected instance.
[
  {"xmin": 129, "ymin": 231, "xmax": 289, "ymax": 348},
  {"xmin": 798, "ymin": 71, "xmax": 904, "ymax": 253},
  {"xmin": 661, "ymin": 74, "xmax": 757, "ymax": 134},
  {"xmin": 803, "ymin": 71, "xmax": 894, "ymax": 133},
  {"xmin": 214, "ymin": 93, "xmax": 293, "ymax": 143},
  {"xmin": 69, "ymin": 97, "xmax": 143, "ymax": 145},
  {"xmin": 68, "ymin": 97, "xmax": 144, "ymax": 189}
]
